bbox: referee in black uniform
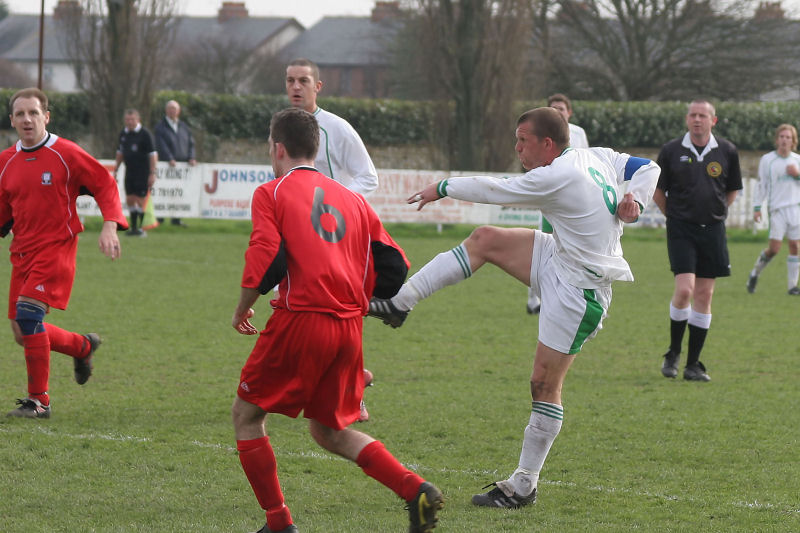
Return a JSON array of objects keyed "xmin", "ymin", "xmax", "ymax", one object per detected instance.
[
  {"xmin": 114, "ymin": 109, "xmax": 157, "ymax": 236},
  {"xmin": 653, "ymin": 99, "xmax": 742, "ymax": 382}
]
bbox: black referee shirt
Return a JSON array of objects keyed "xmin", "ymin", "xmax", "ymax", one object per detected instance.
[
  {"xmin": 656, "ymin": 133, "xmax": 742, "ymax": 225},
  {"xmin": 118, "ymin": 126, "xmax": 156, "ymax": 182}
]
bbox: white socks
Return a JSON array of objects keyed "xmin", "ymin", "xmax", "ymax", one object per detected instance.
[
  {"xmin": 669, "ymin": 302, "xmax": 691, "ymax": 322},
  {"xmin": 751, "ymin": 251, "xmax": 772, "ymax": 277},
  {"xmin": 749, "ymin": 252, "xmax": 800, "ymax": 290},
  {"xmin": 750, "ymin": 252, "xmax": 772, "ymax": 276},
  {"xmin": 392, "ymin": 243, "xmax": 472, "ymax": 311},
  {"xmin": 788, "ymin": 255, "xmax": 799, "ymax": 289},
  {"xmin": 508, "ymin": 401, "xmax": 563, "ymax": 496},
  {"xmin": 688, "ymin": 309, "xmax": 712, "ymax": 329}
]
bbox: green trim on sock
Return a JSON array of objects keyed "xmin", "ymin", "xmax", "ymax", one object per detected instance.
[
  {"xmin": 532, "ymin": 401, "xmax": 563, "ymax": 420},
  {"xmin": 451, "ymin": 244, "xmax": 472, "ymax": 279}
]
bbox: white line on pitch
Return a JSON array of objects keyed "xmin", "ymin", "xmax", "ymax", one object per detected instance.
[{"xmin": 2, "ymin": 425, "xmax": 797, "ymax": 514}]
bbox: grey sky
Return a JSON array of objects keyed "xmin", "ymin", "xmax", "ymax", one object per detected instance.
[{"xmin": 3, "ymin": 0, "xmax": 377, "ymax": 28}]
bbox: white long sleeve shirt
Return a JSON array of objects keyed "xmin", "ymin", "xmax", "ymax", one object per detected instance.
[
  {"xmin": 752, "ymin": 150, "xmax": 800, "ymax": 213},
  {"xmin": 440, "ymin": 147, "xmax": 660, "ymax": 288},
  {"xmin": 313, "ymin": 107, "xmax": 379, "ymax": 196}
]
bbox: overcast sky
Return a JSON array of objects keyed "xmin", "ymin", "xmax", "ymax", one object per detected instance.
[
  {"xmin": 3, "ymin": 0, "xmax": 377, "ymax": 28},
  {"xmin": 5, "ymin": 0, "xmax": 800, "ymax": 25}
]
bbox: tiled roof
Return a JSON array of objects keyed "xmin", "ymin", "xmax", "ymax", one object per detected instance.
[
  {"xmin": 0, "ymin": 13, "xmax": 301, "ymax": 62},
  {"xmin": 280, "ymin": 16, "xmax": 400, "ymax": 66}
]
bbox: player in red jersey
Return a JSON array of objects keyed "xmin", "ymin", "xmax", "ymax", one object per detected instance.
[
  {"xmin": 230, "ymin": 107, "xmax": 443, "ymax": 533},
  {"xmin": 0, "ymin": 88, "xmax": 127, "ymax": 419}
]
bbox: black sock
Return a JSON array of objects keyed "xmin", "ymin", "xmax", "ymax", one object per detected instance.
[
  {"xmin": 669, "ymin": 319, "xmax": 687, "ymax": 354},
  {"xmin": 686, "ymin": 324, "xmax": 708, "ymax": 366}
]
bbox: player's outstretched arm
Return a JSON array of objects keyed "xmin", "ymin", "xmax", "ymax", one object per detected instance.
[
  {"xmin": 98, "ymin": 220, "xmax": 121, "ymax": 260},
  {"xmin": 407, "ymin": 181, "xmax": 444, "ymax": 211}
]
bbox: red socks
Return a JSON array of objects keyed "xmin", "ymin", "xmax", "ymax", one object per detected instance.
[
  {"xmin": 23, "ymin": 331, "xmax": 50, "ymax": 406},
  {"xmin": 237, "ymin": 436, "xmax": 293, "ymax": 531},
  {"xmin": 356, "ymin": 440, "xmax": 424, "ymax": 502},
  {"xmin": 237, "ymin": 437, "xmax": 424, "ymax": 530},
  {"xmin": 45, "ymin": 323, "xmax": 90, "ymax": 358}
]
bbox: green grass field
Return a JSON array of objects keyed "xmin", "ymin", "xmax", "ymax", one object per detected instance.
[{"xmin": 0, "ymin": 221, "xmax": 798, "ymax": 532}]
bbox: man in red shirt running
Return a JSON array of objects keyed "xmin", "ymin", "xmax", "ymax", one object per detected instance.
[
  {"xmin": 0, "ymin": 88, "xmax": 127, "ymax": 419},
  {"xmin": 230, "ymin": 107, "xmax": 443, "ymax": 533}
]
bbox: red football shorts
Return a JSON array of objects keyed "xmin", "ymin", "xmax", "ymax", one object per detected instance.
[
  {"xmin": 237, "ymin": 309, "xmax": 365, "ymax": 431},
  {"xmin": 7, "ymin": 239, "xmax": 78, "ymax": 318}
]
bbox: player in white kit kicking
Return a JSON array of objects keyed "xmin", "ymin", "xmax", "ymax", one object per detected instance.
[
  {"xmin": 369, "ymin": 107, "xmax": 660, "ymax": 508},
  {"xmin": 526, "ymin": 93, "xmax": 591, "ymax": 314}
]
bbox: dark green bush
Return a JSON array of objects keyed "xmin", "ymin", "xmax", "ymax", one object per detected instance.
[
  {"xmin": 3, "ymin": 88, "xmax": 799, "ymax": 151},
  {"xmin": 571, "ymin": 100, "xmax": 800, "ymax": 150},
  {"xmin": 0, "ymin": 88, "xmax": 91, "ymax": 136}
]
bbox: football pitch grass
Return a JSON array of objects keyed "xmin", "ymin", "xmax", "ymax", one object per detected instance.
[{"xmin": 0, "ymin": 220, "xmax": 798, "ymax": 532}]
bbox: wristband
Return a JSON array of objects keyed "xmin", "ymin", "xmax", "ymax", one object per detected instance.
[{"xmin": 436, "ymin": 179, "xmax": 448, "ymax": 198}]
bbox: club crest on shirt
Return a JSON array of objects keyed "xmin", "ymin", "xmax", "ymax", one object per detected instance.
[
  {"xmin": 41, "ymin": 172, "xmax": 53, "ymax": 185},
  {"xmin": 706, "ymin": 161, "xmax": 722, "ymax": 178}
]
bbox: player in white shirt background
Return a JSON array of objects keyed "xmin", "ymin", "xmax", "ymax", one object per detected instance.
[
  {"xmin": 548, "ymin": 93, "xmax": 589, "ymax": 150},
  {"xmin": 525, "ymin": 93, "xmax": 591, "ymax": 314},
  {"xmin": 285, "ymin": 58, "xmax": 378, "ymax": 196},
  {"xmin": 285, "ymin": 58, "xmax": 379, "ymax": 422},
  {"xmin": 368, "ymin": 107, "xmax": 660, "ymax": 509},
  {"xmin": 747, "ymin": 124, "xmax": 800, "ymax": 295}
]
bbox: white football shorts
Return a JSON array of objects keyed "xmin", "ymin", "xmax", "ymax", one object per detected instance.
[
  {"xmin": 530, "ymin": 230, "xmax": 612, "ymax": 355},
  {"xmin": 768, "ymin": 204, "xmax": 800, "ymax": 241}
]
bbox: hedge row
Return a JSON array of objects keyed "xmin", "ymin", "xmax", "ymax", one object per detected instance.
[
  {"xmin": 148, "ymin": 92, "xmax": 439, "ymax": 147},
  {"xmin": 0, "ymin": 90, "xmax": 92, "ymax": 137},
  {"xmin": 3, "ymin": 89, "xmax": 799, "ymax": 151},
  {"xmin": 574, "ymin": 100, "xmax": 800, "ymax": 150}
]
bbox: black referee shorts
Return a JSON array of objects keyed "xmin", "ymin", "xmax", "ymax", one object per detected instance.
[
  {"xmin": 125, "ymin": 174, "xmax": 149, "ymax": 198},
  {"xmin": 666, "ymin": 218, "xmax": 731, "ymax": 278}
]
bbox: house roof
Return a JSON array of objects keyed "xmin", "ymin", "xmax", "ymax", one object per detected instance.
[
  {"xmin": 171, "ymin": 16, "xmax": 302, "ymax": 51},
  {"xmin": 0, "ymin": 13, "xmax": 302, "ymax": 63},
  {"xmin": 280, "ymin": 16, "xmax": 400, "ymax": 67},
  {"xmin": 0, "ymin": 15, "xmax": 71, "ymax": 62}
]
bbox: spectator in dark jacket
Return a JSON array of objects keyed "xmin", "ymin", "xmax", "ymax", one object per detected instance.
[{"xmin": 154, "ymin": 100, "xmax": 195, "ymax": 226}]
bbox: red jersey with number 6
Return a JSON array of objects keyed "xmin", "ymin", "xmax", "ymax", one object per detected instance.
[
  {"xmin": 241, "ymin": 166, "xmax": 408, "ymax": 319},
  {"xmin": 0, "ymin": 134, "xmax": 128, "ymax": 253}
]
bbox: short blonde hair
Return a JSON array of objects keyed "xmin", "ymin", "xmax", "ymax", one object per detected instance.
[
  {"xmin": 688, "ymin": 99, "xmax": 715, "ymax": 117},
  {"xmin": 774, "ymin": 124, "xmax": 798, "ymax": 151}
]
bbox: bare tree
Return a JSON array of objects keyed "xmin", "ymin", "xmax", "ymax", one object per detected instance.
[
  {"xmin": 0, "ymin": 58, "xmax": 35, "ymax": 88},
  {"xmin": 549, "ymin": 0, "xmax": 800, "ymax": 101},
  {"xmin": 163, "ymin": 36, "xmax": 253, "ymax": 94},
  {"xmin": 392, "ymin": 0, "xmax": 534, "ymax": 171},
  {"xmin": 61, "ymin": 0, "xmax": 178, "ymax": 156},
  {"xmin": 247, "ymin": 52, "xmax": 290, "ymax": 95}
]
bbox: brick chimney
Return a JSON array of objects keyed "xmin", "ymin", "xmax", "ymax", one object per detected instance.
[
  {"xmin": 218, "ymin": 2, "xmax": 248, "ymax": 23},
  {"xmin": 53, "ymin": 0, "xmax": 82, "ymax": 20},
  {"xmin": 754, "ymin": 1, "xmax": 784, "ymax": 20},
  {"xmin": 371, "ymin": 1, "xmax": 401, "ymax": 22}
]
